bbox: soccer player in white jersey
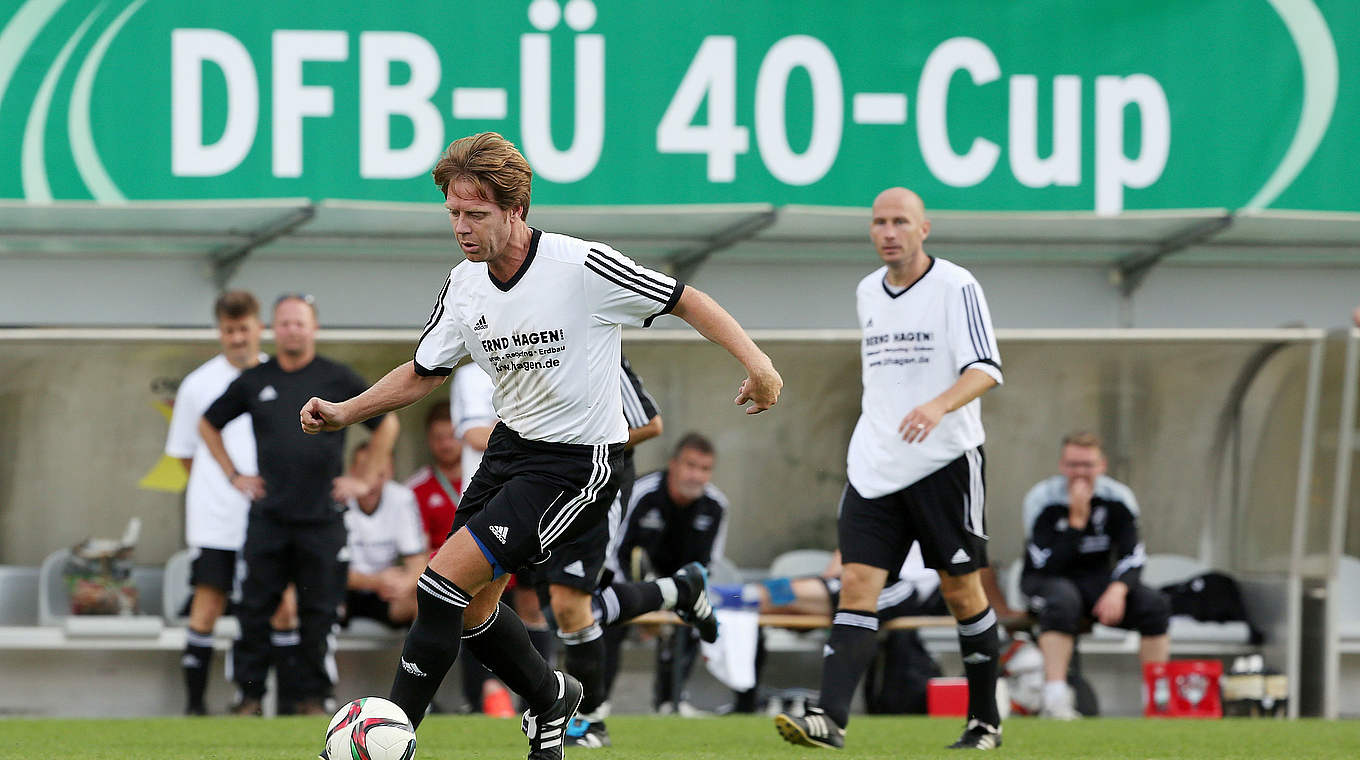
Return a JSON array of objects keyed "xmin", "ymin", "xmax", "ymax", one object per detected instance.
[
  {"xmin": 164, "ymin": 291, "xmax": 265, "ymax": 715},
  {"xmin": 300, "ymin": 132, "xmax": 782, "ymax": 760},
  {"xmin": 450, "ymin": 362, "xmax": 496, "ymax": 490},
  {"xmin": 774, "ymin": 188, "xmax": 1004, "ymax": 751}
]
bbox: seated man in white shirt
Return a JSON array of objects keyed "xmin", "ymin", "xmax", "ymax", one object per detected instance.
[{"xmin": 341, "ymin": 443, "xmax": 428, "ymax": 627}]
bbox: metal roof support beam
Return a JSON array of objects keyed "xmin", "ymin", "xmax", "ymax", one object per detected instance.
[
  {"xmin": 1111, "ymin": 213, "xmax": 1234, "ymax": 298},
  {"xmin": 209, "ymin": 203, "xmax": 317, "ymax": 289},
  {"xmin": 667, "ymin": 208, "xmax": 779, "ymax": 282}
]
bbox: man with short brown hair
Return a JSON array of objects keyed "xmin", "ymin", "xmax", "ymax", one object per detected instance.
[
  {"xmin": 300, "ymin": 132, "xmax": 780, "ymax": 760},
  {"xmin": 165, "ymin": 290, "xmax": 265, "ymax": 715}
]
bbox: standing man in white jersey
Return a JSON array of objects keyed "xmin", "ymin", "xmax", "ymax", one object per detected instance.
[
  {"xmin": 450, "ymin": 362, "xmax": 496, "ymax": 490},
  {"xmin": 165, "ymin": 291, "xmax": 266, "ymax": 715},
  {"xmin": 300, "ymin": 132, "xmax": 782, "ymax": 760},
  {"xmin": 774, "ymin": 188, "xmax": 1004, "ymax": 751}
]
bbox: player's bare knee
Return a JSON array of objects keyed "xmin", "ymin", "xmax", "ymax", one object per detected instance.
[
  {"xmin": 939, "ymin": 572, "xmax": 988, "ymax": 619},
  {"xmin": 549, "ymin": 584, "xmax": 593, "ymax": 632},
  {"xmin": 838, "ymin": 562, "xmax": 889, "ymax": 610}
]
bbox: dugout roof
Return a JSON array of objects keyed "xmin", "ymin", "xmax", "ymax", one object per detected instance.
[{"xmin": 2, "ymin": 201, "xmax": 1358, "ymax": 290}]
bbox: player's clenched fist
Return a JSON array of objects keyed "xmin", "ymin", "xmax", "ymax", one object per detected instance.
[
  {"xmin": 300, "ymin": 397, "xmax": 347, "ymax": 433},
  {"xmin": 735, "ymin": 363, "xmax": 783, "ymax": 414}
]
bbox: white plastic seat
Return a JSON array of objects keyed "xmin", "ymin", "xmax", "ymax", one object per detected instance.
[{"xmin": 768, "ymin": 549, "xmax": 833, "ymax": 579}]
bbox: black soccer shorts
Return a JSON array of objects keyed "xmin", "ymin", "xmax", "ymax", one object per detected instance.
[
  {"xmin": 534, "ymin": 503, "xmax": 614, "ymax": 593},
  {"xmin": 189, "ymin": 547, "xmax": 239, "ymax": 594},
  {"xmin": 839, "ymin": 447, "xmax": 988, "ymax": 576},
  {"xmin": 452, "ymin": 425, "xmax": 623, "ymax": 579}
]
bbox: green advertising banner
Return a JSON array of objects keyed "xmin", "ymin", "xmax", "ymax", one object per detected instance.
[{"xmin": 0, "ymin": 0, "xmax": 1355, "ymax": 212}]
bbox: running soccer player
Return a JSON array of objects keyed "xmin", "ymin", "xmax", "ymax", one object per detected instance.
[
  {"xmin": 300, "ymin": 132, "xmax": 781, "ymax": 760},
  {"xmin": 773, "ymin": 187, "xmax": 1004, "ymax": 751}
]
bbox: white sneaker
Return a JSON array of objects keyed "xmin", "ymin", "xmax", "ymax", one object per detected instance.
[
  {"xmin": 1041, "ymin": 685, "xmax": 1079, "ymax": 720},
  {"xmin": 676, "ymin": 701, "xmax": 710, "ymax": 718}
]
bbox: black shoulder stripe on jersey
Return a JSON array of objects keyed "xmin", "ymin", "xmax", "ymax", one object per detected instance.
[
  {"xmin": 622, "ymin": 358, "xmax": 661, "ymax": 419},
  {"xmin": 620, "ymin": 371, "xmax": 648, "ymax": 427},
  {"xmin": 584, "ymin": 251, "xmax": 674, "ymax": 296},
  {"xmin": 586, "ymin": 252, "xmax": 673, "ymax": 301},
  {"xmin": 962, "ymin": 284, "xmax": 984, "ymax": 359},
  {"xmin": 962, "ymin": 284, "xmax": 991, "ymax": 360},
  {"xmin": 414, "ymin": 275, "xmax": 453, "ymax": 359},
  {"xmin": 585, "ymin": 257, "xmax": 671, "ymax": 303},
  {"xmin": 967, "ymin": 284, "xmax": 993, "ymax": 354},
  {"xmin": 587, "ymin": 251, "xmax": 673, "ymax": 299}
]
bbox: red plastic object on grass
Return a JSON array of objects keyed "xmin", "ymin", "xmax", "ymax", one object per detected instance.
[
  {"xmin": 927, "ymin": 677, "xmax": 970, "ymax": 717},
  {"xmin": 1143, "ymin": 660, "xmax": 1223, "ymax": 718}
]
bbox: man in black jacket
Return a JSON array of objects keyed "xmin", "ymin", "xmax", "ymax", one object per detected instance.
[
  {"xmin": 1020, "ymin": 431, "xmax": 1170, "ymax": 719},
  {"xmin": 615, "ymin": 432, "xmax": 728, "ymax": 713}
]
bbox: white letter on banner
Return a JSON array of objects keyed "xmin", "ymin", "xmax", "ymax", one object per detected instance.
[
  {"xmin": 1009, "ymin": 74, "xmax": 1081, "ymax": 188},
  {"xmin": 520, "ymin": 33, "xmax": 604, "ymax": 183},
  {"xmin": 272, "ymin": 30, "xmax": 348, "ymax": 178},
  {"xmin": 917, "ymin": 37, "xmax": 1000, "ymax": 187},
  {"xmin": 359, "ymin": 32, "xmax": 443, "ymax": 179},
  {"xmin": 1095, "ymin": 74, "xmax": 1170, "ymax": 214},
  {"xmin": 171, "ymin": 29, "xmax": 258, "ymax": 177}
]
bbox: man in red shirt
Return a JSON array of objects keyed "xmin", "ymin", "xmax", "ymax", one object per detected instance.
[{"xmin": 404, "ymin": 401, "xmax": 462, "ymax": 552}]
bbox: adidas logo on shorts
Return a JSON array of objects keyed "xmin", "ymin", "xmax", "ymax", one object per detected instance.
[
  {"xmin": 951, "ymin": 548, "xmax": 971, "ymax": 564},
  {"xmin": 490, "ymin": 525, "xmax": 509, "ymax": 544}
]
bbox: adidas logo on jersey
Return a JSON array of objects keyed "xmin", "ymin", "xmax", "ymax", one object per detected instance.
[
  {"xmin": 258, "ymin": 385, "xmax": 278, "ymax": 402},
  {"xmin": 473, "ymin": 314, "xmax": 488, "ymax": 331},
  {"xmin": 490, "ymin": 525, "xmax": 509, "ymax": 544},
  {"xmin": 401, "ymin": 658, "xmax": 427, "ymax": 677},
  {"xmin": 951, "ymin": 548, "xmax": 971, "ymax": 564},
  {"xmin": 564, "ymin": 560, "xmax": 586, "ymax": 577}
]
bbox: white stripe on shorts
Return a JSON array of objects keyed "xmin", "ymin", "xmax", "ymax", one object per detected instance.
[{"xmin": 539, "ymin": 444, "xmax": 612, "ymax": 548}]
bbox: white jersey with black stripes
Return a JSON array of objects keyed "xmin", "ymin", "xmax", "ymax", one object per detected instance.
[
  {"xmin": 846, "ymin": 257, "xmax": 1003, "ymax": 498},
  {"xmin": 413, "ymin": 228, "xmax": 683, "ymax": 446}
]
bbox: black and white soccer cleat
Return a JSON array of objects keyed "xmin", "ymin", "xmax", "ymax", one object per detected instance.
[
  {"xmin": 672, "ymin": 561, "xmax": 719, "ymax": 643},
  {"xmin": 947, "ymin": 718, "xmax": 1002, "ymax": 750},
  {"xmin": 521, "ymin": 671, "xmax": 584, "ymax": 760},
  {"xmin": 773, "ymin": 706, "xmax": 845, "ymax": 750}
]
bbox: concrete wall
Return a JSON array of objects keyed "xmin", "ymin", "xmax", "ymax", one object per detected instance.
[{"xmin": 0, "ymin": 334, "xmax": 1320, "ymax": 577}]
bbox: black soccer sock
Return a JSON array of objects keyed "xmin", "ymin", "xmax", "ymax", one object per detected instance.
[
  {"xmin": 526, "ymin": 622, "xmax": 558, "ymax": 666},
  {"xmin": 817, "ymin": 609, "xmax": 880, "ymax": 728},
  {"xmin": 269, "ymin": 627, "xmax": 303, "ymax": 709},
  {"xmin": 560, "ymin": 623, "xmax": 607, "ymax": 715},
  {"xmin": 182, "ymin": 628, "xmax": 215, "ymax": 711},
  {"xmin": 461, "ymin": 601, "xmax": 560, "ymax": 713},
  {"xmin": 600, "ymin": 625, "xmax": 627, "ymax": 702},
  {"xmin": 595, "ymin": 581, "xmax": 665, "ymax": 625},
  {"xmin": 389, "ymin": 568, "xmax": 470, "ymax": 729},
  {"xmin": 957, "ymin": 606, "xmax": 1001, "ymax": 727}
]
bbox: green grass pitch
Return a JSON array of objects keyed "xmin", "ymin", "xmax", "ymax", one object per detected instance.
[{"xmin": 0, "ymin": 714, "xmax": 1356, "ymax": 760}]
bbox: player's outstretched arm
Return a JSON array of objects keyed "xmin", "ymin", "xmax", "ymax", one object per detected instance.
[
  {"xmin": 670, "ymin": 286, "xmax": 782, "ymax": 414},
  {"xmin": 301, "ymin": 361, "xmax": 445, "ymax": 434}
]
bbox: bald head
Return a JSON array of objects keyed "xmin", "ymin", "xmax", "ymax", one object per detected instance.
[
  {"xmin": 869, "ymin": 187, "xmax": 930, "ymax": 271},
  {"xmin": 872, "ymin": 187, "xmax": 926, "ymax": 219}
]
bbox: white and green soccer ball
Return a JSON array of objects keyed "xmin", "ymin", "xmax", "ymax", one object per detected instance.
[{"xmin": 323, "ymin": 697, "xmax": 417, "ymax": 760}]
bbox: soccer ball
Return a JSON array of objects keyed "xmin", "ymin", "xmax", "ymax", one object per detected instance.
[{"xmin": 323, "ymin": 697, "xmax": 417, "ymax": 760}]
